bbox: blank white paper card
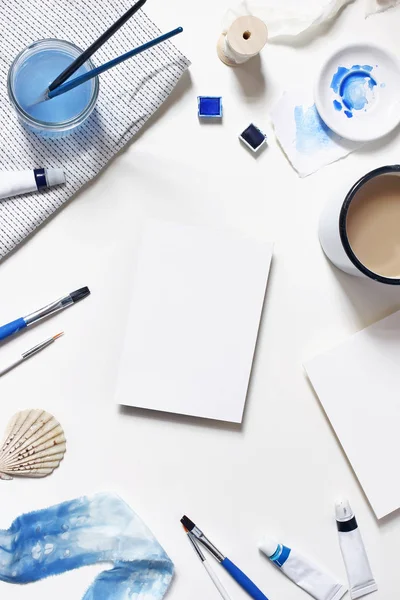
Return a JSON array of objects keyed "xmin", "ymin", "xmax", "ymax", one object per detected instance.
[
  {"xmin": 305, "ymin": 310, "xmax": 400, "ymax": 518},
  {"xmin": 115, "ymin": 220, "xmax": 273, "ymax": 423}
]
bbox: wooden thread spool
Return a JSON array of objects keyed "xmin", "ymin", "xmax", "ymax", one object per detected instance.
[{"xmin": 217, "ymin": 15, "xmax": 268, "ymax": 66}]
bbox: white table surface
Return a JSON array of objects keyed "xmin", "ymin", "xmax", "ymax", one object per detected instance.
[{"xmin": 1, "ymin": 1, "xmax": 400, "ymax": 599}]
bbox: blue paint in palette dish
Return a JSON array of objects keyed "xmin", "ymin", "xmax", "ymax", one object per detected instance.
[
  {"xmin": 197, "ymin": 96, "xmax": 222, "ymax": 118},
  {"xmin": 339, "ymin": 70, "xmax": 377, "ymax": 110},
  {"xmin": 330, "ymin": 64, "xmax": 379, "ymax": 118},
  {"xmin": 333, "ymin": 99, "xmax": 342, "ymax": 111},
  {"xmin": 14, "ymin": 49, "xmax": 93, "ymax": 124},
  {"xmin": 239, "ymin": 123, "xmax": 266, "ymax": 152}
]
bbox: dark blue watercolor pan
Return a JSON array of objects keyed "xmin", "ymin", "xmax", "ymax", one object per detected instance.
[
  {"xmin": 239, "ymin": 123, "xmax": 267, "ymax": 152},
  {"xmin": 197, "ymin": 96, "xmax": 223, "ymax": 118}
]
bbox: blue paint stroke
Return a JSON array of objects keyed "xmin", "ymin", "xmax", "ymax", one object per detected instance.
[
  {"xmin": 333, "ymin": 99, "xmax": 342, "ymax": 111},
  {"xmin": 330, "ymin": 64, "xmax": 379, "ymax": 118},
  {"xmin": 0, "ymin": 493, "xmax": 174, "ymax": 600},
  {"xmin": 340, "ymin": 72, "xmax": 377, "ymax": 109},
  {"xmin": 294, "ymin": 104, "xmax": 336, "ymax": 154},
  {"xmin": 331, "ymin": 66, "xmax": 349, "ymax": 93}
]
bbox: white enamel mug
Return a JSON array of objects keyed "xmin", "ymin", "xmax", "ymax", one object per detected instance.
[{"xmin": 319, "ymin": 165, "xmax": 400, "ymax": 285}]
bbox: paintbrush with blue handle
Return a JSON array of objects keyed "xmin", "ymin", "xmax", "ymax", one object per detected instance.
[
  {"xmin": 181, "ymin": 516, "xmax": 269, "ymax": 600},
  {"xmin": 0, "ymin": 287, "xmax": 90, "ymax": 343},
  {"xmin": 34, "ymin": 27, "xmax": 183, "ymax": 105},
  {"xmin": 48, "ymin": 0, "xmax": 147, "ymax": 94}
]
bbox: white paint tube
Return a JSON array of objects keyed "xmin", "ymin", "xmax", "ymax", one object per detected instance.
[
  {"xmin": 0, "ymin": 168, "xmax": 65, "ymax": 200},
  {"xmin": 259, "ymin": 537, "xmax": 347, "ymax": 600},
  {"xmin": 335, "ymin": 499, "xmax": 377, "ymax": 599}
]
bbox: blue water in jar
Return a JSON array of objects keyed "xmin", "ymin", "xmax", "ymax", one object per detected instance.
[{"xmin": 14, "ymin": 48, "xmax": 93, "ymax": 124}]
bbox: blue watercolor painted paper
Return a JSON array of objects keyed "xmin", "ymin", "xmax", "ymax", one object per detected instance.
[
  {"xmin": 0, "ymin": 493, "xmax": 173, "ymax": 599},
  {"xmin": 270, "ymin": 89, "xmax": 361, "ymax": 177}
]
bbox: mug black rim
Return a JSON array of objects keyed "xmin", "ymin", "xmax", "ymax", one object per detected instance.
[{"xmin": 339, "ymin": 165, "xmax": 400, "ymax": 286}]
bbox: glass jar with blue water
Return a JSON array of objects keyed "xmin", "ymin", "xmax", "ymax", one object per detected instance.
[{"xmin": 8, "ymin": 39, "xmax": 99, "ymax": 138}]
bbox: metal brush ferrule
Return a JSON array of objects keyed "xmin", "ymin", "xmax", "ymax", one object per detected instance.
[
  {"xmin": 22, "ymin": 337, "xmax": 53, "ymax": 359},
  {"xmin": 188, "ymin": 533, "xmax": 205, "ymax": 561},
  {"xmin": 194, "ymin": 531, "xmax": 225, "ymax": 562},
  {"xmin": 24, "ymin": 296, "xmax": 73, "ymax": 325}
]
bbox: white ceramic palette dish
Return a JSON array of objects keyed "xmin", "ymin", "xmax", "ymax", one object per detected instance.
[{"xmin": 315, "ymin": 43, "xmax": 400, "ymax": 142}]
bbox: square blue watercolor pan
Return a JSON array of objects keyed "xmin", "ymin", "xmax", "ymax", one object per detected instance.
[
  {"xmin": 239, "ymin": 123, "xmax": 267, "ymax": 152},
  {"xmin": 198, "ymin": 96, "xmax": 223, "ymax": 118}
]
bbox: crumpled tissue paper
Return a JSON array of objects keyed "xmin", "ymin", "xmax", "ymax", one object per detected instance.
[
  {"xmin": 222, "ymin": 0, "xmax": 354, "ymax": 40},
  {"xmin": 365, "ymin": 0, "xmax": 400, "ymax": 15}
]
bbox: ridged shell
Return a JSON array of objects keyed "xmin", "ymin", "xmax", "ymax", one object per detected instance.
[{"xmin": 0, "ymin": 409, "xmax": 66, "ymax": 480}]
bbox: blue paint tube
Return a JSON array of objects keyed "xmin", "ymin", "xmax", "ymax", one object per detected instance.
[
  {"xmin": 335, "ymin": 499, "xmax": 377, "ymax": 599},
  {"xmin": 259, "ymin": 537, "xmax": 347, "ymax": 600}
]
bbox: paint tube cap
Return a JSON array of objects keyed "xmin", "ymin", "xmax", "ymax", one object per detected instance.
[
  {"xmin": 45, "ymin": 168, "xmax": 66, "ymax": 188},
  {"xmin": 335, "ymin": 498, "xmax": 354, "ymax": 522},
  {"xmin": 259, "ymin": 537, "xmax": 279, "ymax": 558}
]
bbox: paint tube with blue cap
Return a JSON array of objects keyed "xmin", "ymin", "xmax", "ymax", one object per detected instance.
[
  {"xmin": 335, "ymin": 499, "xmax": 377, "ymax": 599},
  {"xmin": 0, "ymin": 168, "xmax": 65, "ymax": 200},
  {"xmin": 259, "ymin": 537, "xmax": 347, "ymax": 600}
]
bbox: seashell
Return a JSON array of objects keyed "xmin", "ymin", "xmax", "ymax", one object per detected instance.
[{"xmin": 0, "ymin": 409, "xmax": 66, "ymax": 480}]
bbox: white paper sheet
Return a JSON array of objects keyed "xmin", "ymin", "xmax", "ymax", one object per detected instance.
[
  {"xmin": 270, "ymin": 90, "xmax": 361, "ymax": 177},
  {"xmin": 305, "ymin": 310, "xmax": 400, "ymax": 519},
  {"xmin": 115, "ymin": 221, "xmax": 273, "ymax": 423}
]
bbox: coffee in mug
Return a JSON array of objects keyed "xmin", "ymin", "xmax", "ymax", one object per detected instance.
[{"xmin": 319, "ymin": 165, "xmax": 400, "ymax": 285}]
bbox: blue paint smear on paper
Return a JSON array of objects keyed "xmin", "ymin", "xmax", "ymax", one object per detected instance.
[
  {"xmin": 294, "ymin": 104, "xmax": 335, "ymax": 154},
  {"xmin": 0, "ymin": 493, "xmax": 174, "ymax": 600},
  {"xmin": 330, "ymin": 64, "xmax": 378, "ymax": 117},
  {"xmin": 333, "ymin": 99, "xmax": 342, "ymax": 111}
]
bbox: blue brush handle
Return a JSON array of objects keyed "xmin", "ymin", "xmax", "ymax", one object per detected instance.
[
  {"xmin": 49, "ymin": 27, "xmax": 183, "ymax": 99},
  {"xmin": 0, "ymin": 318, "xmax": 27, "ymax": 341},
  {"xmin": 222, "ymin": 557, "xmax": 269, "ymax": 600}
]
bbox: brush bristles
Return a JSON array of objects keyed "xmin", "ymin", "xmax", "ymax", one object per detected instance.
[
  {"xmin": 70, "ymin": 286, "xmax": 90, "ymax": 303},
  {"xmin": 53, "ymin": 332, "xmax": 64, "ymax": 340},
  {"xmin": 180, "ymin": 515, "xmax": 195, "ymax": 532},
  {"xmin": 27, "ymin": 90, "xmax": 49, "ymax": 108}
]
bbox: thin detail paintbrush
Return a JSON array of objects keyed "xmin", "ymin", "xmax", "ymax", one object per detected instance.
[
  {"xmin": 0, "ymin": 332, "xmax": 64, "ymax": 377},
  {"xmin": 185, "ymin": 528, "xmax": 233, "ymax": 600}
]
